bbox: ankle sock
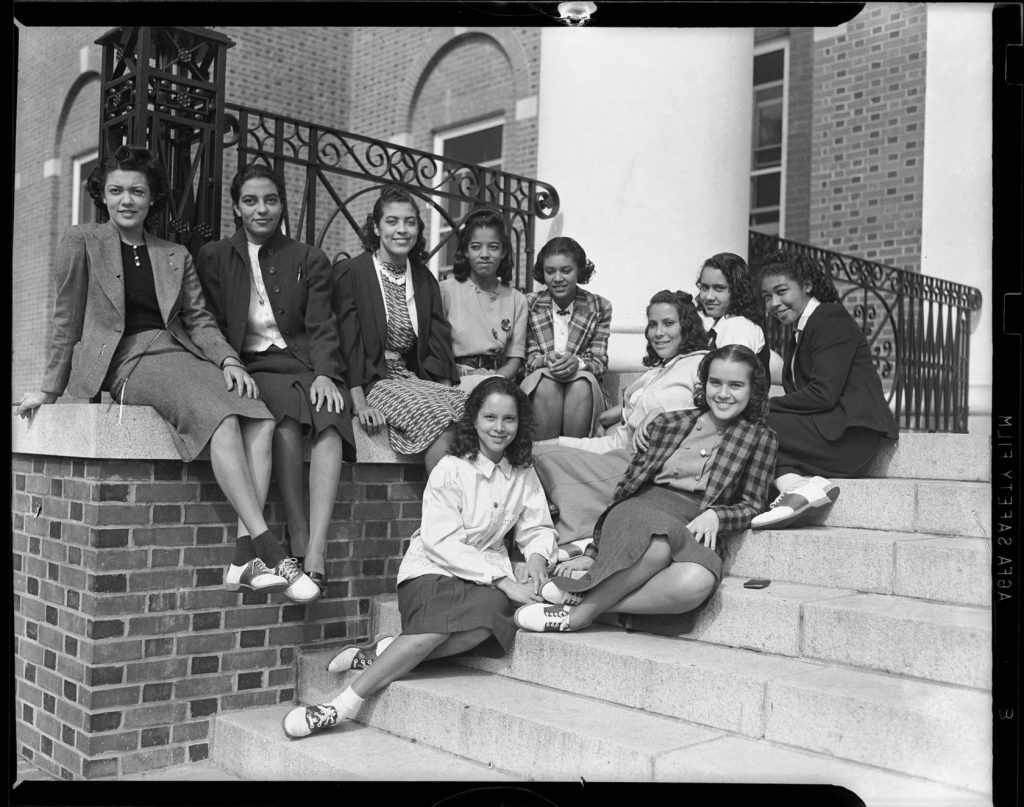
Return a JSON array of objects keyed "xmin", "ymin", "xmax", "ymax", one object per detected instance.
[
  {"xmin": 329, "ymin": 686, "xmax": 365, "ymax": 721},
  {"xmin": 233, "ymin": 535, "xmax": 256, "ymax": 566},
  {"xmin": 253, "ymin": 529, "xmax": 286, "ymax": 567}
]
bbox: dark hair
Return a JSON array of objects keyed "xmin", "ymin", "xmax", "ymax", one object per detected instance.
[
  {"xmin": 642, "ymin": 290, "xmax": 708, "ymax": 367},
  {"xmin": 756, "ymin": 249, "xmax": 840, "ymax": 305},
  {"xmin": 86, "ymin": 145, "xmax": 170, "ymax": 229},
  {"xmin": 696, "ymin": 252, "xmax": 765, "ymax": 327},
  {"xmin": 451, "ymin": 208, "xmax": 515, "ymax": 285},
  {"xmin": 230, "ymin": 162, "xmax": 287, "ymax": 230},
  {"xmin": 360, "ymin": 185, "xmax": 429, "ymax": 264},
  {"xmin": 692, "ymin": 344, "xmax": 770, "ymax": 426},
  {"xmin": 448, "ymin": 376, "xmax": 534, "ymax": 468},
  {"xmin": 532, "ymin": 237, "xmax": 596, "ymax": 286}
]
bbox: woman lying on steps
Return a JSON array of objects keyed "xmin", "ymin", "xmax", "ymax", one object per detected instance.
[{"xmin": 281, "ymin": 377, "xmax": 557, "ymax": 739}]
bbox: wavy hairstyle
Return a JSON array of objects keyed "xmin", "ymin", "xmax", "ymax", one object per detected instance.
[
  {"xmin": 451, "ymin": 208, "xmax": 515, "ymax": 285},
  {"xmin": 696, "ymin": 252, "xmax": 765, "ymax": 327},
  {"xmin": 448, "ymin": 376, "xmax": 535, "ymax": 468},
  {"xmin": 532, "ymin": 236, "xmax": 596, "ymax": 286},
  {"xmin": 692, "ymin": 344, "xmax": 770, "ymax": 426},
  {"xmin": 756, "ymin": 249, "xmax": 840, "ymax": 304},
  {"xmin": 360, "ymin": 185, "xmax": 429, "ymax": 264},
  {"xmin": 86, "ymin": 145, "xmax": 170, "ymax": 229},
  {"xmin": 642, "ymin": 290, "xmax": 708, "ymax": 367},
  {"xmin": 229, "ymin": 162, "xmax": 287, "ymax": 231}
]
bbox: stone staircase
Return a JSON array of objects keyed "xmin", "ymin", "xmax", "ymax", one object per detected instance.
[{"xmin": 208, "ymin": 432, "xmax": 992, "ymax": 804}]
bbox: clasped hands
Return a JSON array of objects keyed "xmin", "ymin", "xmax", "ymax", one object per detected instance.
[
  {"xmin": 497, "ymin": 553, "xmax": 551, "ymax": 605},
  {"xmin": 544, "ymin": 351, "xmax": 579, "ymax": 381}
]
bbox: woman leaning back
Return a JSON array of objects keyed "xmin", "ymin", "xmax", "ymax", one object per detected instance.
[{"xmin": 15, "ymin": 146, "xmax": 314, "ymax": 600}]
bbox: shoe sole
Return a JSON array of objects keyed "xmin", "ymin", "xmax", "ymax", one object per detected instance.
[{"xmin": 225, "ymin": 581, "xmax": 290, "ymax": 594}]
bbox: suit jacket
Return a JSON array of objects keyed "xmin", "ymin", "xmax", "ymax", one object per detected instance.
[
  {"xmin": 333, "ymin": 251, "xmax": 459, "ymax": 390},
  {"xmin": 196, "ymin": 230, "xmax": 345, "ymax": 383},
  {"xmin": 524, "ymin": 288, "xmax": 612, "ymax": 377},
  {"xmin": 41, "ymin": 221, "xmax": 236, "ymax": 399},
  {"xmin": 595, "ymin": 408, "xmax": 778, "ymax": 542},
  {"xmin": 772, "ymin": 302, "xmax": 899, "ymax": 441}
]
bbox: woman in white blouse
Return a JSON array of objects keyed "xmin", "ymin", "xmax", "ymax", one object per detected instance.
[{"xmin": 281, "ymin": 377, "xmax": 558, "ymax": 739}]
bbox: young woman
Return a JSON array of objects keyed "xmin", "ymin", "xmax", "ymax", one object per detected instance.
[
  {"xmin": 519, "ymin": 237, "xmax": 613, "ymax": 440},
  {"xmin": 334, "ymin": 186, "xmax": 466, "ymax": 472},
  {"xmin": 514, "ymin": 345, "xmax": 777, "ymax": 631},
  {"xmin": 439, "ymin": 208, "xmax": 527, "ymax": 393},
  {"xmin": 281, "ymin": 377, "xmax": 557, "ymax": 739},
  {"xmin": 751, "ymin": 250, "xmax": 898, "ymax": 529},
  {"xmin": 695, "ymin": 252, "xmax": 771, "ymax": 382},
  {"xmin": 14, "ymin": 146, "xmax": 313, "ymax": 600},
  {"xmin": 532, "ymin": 290, "xmax": 708, "ymax": 571},
  {"xmin": 197, "ymin": 163, "xmax": 355, "ymax": 600}
]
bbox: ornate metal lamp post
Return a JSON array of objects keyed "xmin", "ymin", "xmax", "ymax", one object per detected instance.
[{"xmin": 95, "ymin": 26, "xmax": 234, "ymax": 255}]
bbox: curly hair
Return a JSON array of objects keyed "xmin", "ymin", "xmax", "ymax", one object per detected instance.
[
  {"xmin": 532, "ymin": 237, "xmax": 596, "ymax": 286},
  {"xmin": 756, "ymin": 249, "xmax": 839, "ymax": 305},
  {"xmin": 696, "ymin": 252, "xmax": 765, "ymax": 327},
  {"xmin": 229, "ymin": 162, "xmax": 287, "ymax": 230},
  {"xmin": 360, "ymin": 185, "xmax": 429, "ymax": 265},
  {"xmin": 642, "ymin": 290, "xmax": 708, "ymax": 367},
  {"xmin": 86, "ymin": 145, "xmax": 170, "ymax": 230},
  {"xmin": 692, "ymin": 344, "xmax": 770, "ymax": 426},
  {"xmin": 448, "ymin": 376, "xmax": 535, "ymax": 468},
  {"xmin": 450, "ymin": 208, "xmax": 515, "ymax": 285}
]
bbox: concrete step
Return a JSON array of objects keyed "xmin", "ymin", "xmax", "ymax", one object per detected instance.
[
  {"xmin": 211, "ymin": 703, "xmax": 512, "ymax": 780},
  {"xmin": 117, "ymin": 759, "xmax": 247, "ymax": 781},
  {"xmin": 859, "ymin": 431, "xmax": 990, "ymax": 481},
  {"xmin": 809, "ymin": 478, "xmax": 990, "ymax": 537},
  {"xmin": 724, "ymin": 527, "xmax": 991, "ymax": 606}
]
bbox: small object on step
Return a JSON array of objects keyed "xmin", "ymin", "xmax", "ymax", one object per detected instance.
[{"xmin": 743, "ymin": 578, "xmax": 771, "ymax": 589}]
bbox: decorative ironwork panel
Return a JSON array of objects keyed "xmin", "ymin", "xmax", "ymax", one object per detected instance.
[
  {"xmin": 222, "ymin": 104, "xmax": 559, "ymax": 291},
  {"xmin": 749, "ymin": 231, "xmax": 982, "ymax": 433},
  {"xmin": 96, "ymin": 26, "xmax": 234, "ymax": 255}
]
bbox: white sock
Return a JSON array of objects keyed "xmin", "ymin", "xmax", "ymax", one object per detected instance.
[{"xmin": 329, "ymin": 686, "xmax": 365, "ymax": 721}]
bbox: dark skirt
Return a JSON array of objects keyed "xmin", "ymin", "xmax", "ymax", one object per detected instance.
[
  {"xmin": 770, "ymin": 411, "xmax": 884, "ymax": 478},
  {"xmin": 556, "ymin": 484, "xmax": 723, "ymax": 598},
  {"xmin": 243, "ymin": 347, "xmax": 356, "ymax": 462},
  {"xmin": 397, "ymin": 573, "xmax": 515, "ymax": 657}
]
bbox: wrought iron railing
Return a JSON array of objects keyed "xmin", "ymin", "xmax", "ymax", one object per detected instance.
[
  {"xmin": 222, "ymin": 103, "xmax": 560, "ymax": 291},
  {"xmin": 748, "ymin": 232, "xmax": 983, "ymax": 433}
]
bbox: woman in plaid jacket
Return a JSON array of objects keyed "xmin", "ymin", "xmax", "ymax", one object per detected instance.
[
  {"xmin": 520, "ymin": 237, "xmax": 612, "ymax": 440},
  {"xmin": 514, "ymin": 345, "xmax": 778, "ymax": 632}
]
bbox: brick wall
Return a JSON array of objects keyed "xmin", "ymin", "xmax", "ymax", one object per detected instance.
[
  {"xmin": 12, "ymin": 453, "xmax": 424, "ymax": 780},
  {"xmin": 810, "ymin": 3, "xmax": 927, "ymax": 273}
]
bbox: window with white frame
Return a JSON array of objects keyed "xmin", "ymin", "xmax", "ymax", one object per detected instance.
[
  {"xmin": 750, "ymin": 42, "xmax": 788, "ymax": 236},
  {"xmin": 430, "ymin": 119, "xmax": 504, "ymax": 277},
  {"xmin": 72, "ymin": 151, "xmax": 100, "ymax": 226}
]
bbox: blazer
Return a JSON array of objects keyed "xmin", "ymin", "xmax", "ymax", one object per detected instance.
[
  {"xmin": 524, "ymin": 288, "xmax": 612, "ymax": 377},
  {"xmin": 593, "ymin": 408, "xmax": 778, "ymax": 544},
  {"xmin": 771, "ymin": 302, "xmax": 899, "ymax": 441},
  {"xmin": 40, "ymin": 221, "xmax": 236, "ymax": 399},
  {"xmin": 196, "ymin": 230, "xmax": 345, "ymax": 383},
  {"xmin": 333, "ymin": 251, "xmax": 459, "ymax": 390}
]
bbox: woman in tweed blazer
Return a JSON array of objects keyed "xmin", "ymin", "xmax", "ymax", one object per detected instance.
[
  {"xmin": 514, "ymin": 345, "xmax": 777, "ymax": 632},
  {"xmin": 520, "ymin": 237, "xmax": 612, "ymax": 439}
]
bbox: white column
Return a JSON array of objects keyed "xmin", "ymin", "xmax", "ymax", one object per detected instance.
[
  {"xmin": 920, "ymin": 4, "xmax": 993, "ymax": 433},
  {"xmin": 535, "ymin": 27, "xmax": 754, "ymax": 370}
]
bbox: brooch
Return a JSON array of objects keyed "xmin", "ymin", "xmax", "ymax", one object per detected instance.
[{"xmin": 500, "ymin": 318, "xmax": 511, "ymax": 332}]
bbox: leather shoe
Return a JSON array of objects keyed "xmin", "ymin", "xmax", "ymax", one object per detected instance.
[
  {"xmin": 540, "ymin": 581, "xmax": 584, "ymax": 607},
  {"xmin": 224, "ymin": 558, "xmax": 289, "ymax": 593},
  {"xmin": 751, "ymin": 476, "xmax": 840, "ymax": 530},
  {"xmin": 307, "ymin": 570, "xmax": 328, "ymax": 598},
  {"xmin": 281, "ymin": 703, "xmax": 339, "ymax": 739},
  {"xmin": 327, "ymin": 633, "xmax": 396, "ymax": 673},
  {"xmin": 514, "ymin": 602, "xmax": 577, "ymax": 632}
]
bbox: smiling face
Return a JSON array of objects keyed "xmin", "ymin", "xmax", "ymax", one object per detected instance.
[
  {"xmin": 542, "ymin": 252, "xmax": 580, "ymax": 306},
  {"xmin": 474, "ymin": 392, "xmax": 519, "ymax": 464},
  {"xmin": 103, "ymin": 169, "xmax": 152, "ymax": 239},
  {"xmin": 646, "ymin": 302, "xmax": 684, "ymax": 362},
  {"xmin": 698, "ymin": 265, "xmax": 732, "ymax": 320},
  {"xmin": 704, "ymin": 357, "xmax": 754, "ymax": 426},
  {"xmin": 466, "ymin": 225, "xmax": 505, "ymax": 289},
  {"xmin": 234, "ymin": 177, "xmax": 283, "ymax": 244},
  {"xmin": 761, "ymin": 272, "xmax": 814, "ymax": 327},
  {"xmin": 374, "ymin": 201, "xmax": 420, "ymax": 263}
]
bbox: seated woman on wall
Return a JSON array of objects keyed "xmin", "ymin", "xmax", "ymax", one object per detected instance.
[
  {"xmin": 333, "ymin": 186, "xmax": 466, "ymax": 473},
  {"xmin": 439, "ymin": 208, "xmax": 527, "ymax": 394},
  {"xmin": 532, "ymin": 290, "xmax": 708, "ymax": 572},
  {"xmin": 15, "ymin": 146, "xmax": 315, "ymax": 601},
  {"xmin": 197, "ymin": 163, "xmax": 355, "ymax": 601},
  {"xmin": 520, "ymin": 236, "xmax": 612, "ymax": 441},
  {"xmin": 514, "ymin": 345, "xmax": 777, "ymax": 631},
  {"xmin": 751, "ymin": 250, "xmax": 899, "ymax": 529}
]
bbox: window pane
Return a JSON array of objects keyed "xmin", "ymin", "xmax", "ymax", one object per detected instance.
[
  {"xmin": 753, "ymin": 146, "xmax": 782, "ymax": 169},
  {"xmin": 751, "ymin": 172, "xmax": 781, "ymax": 209},
  {"xmin": 753, "ymin": 49, "xmax": 785, "ymax": 86},
  {"xmin": 77, "ymin": 156, "xmax": 99, "ymax": 225},
  {"xmin": 442, "ymin": 126, "xmax": 503, "ymax": 164},
  {"xmin": 754, "ymin": 100, "xmax": 783, "ymax": 149}
]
